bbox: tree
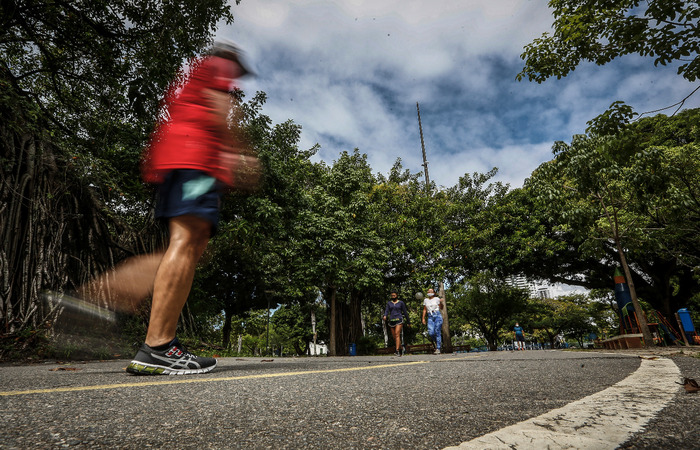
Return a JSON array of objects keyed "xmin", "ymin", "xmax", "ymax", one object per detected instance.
[
  {"xmin": 625, "ymin": 110, "xmax": 700, "ymax": 271},
  {"xmin": 309, "ymin": 150, "xmax": 387, "ymax": 355},
  {"xmin": 527, "ymin": 131, "xmax": 660, "ymax": 344},
  {"xmin": 191, "ymin": 90, "xmax": 321, "ymax": 347},
  {"xmin": 526, "ymin": 297, "xmax": 562, "ymax": 348},
  {"xmin": 519, "ymin": 0, "xmax": 700, "ymax": 83},
  {"xmin": 525, "ymin": 295, "xmax": 597, "ymax": 348},
  {"xmin": 1, "ymin": 0, "xmax": 235, "ymax": 332},
  {"xmin": 371, "ymin": 161, "xmax": 451, "ymax": 347},
  {"xmin": 270, "ymin": 302, "xmax": 326, "ymax": 356},
  {"xmin": 523, "ymin": 110, "xmax": 700, "ymax": 320},
  {"xmin": 451, "ymin": 272, "xmax": 529, "ymax": 351},
  {"xmin": 557, "ymin": 294, "xmax": 599, "ymax": 347}
]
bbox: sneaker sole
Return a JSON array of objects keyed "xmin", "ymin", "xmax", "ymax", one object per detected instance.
[{"xmin": 126, "ymin": 360, "xmax": 216, "ymax": 376}]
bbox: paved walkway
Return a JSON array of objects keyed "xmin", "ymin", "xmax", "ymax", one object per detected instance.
[{"xmin": 0, "ymin": 349, "xmax": 698, "ymax": 448}]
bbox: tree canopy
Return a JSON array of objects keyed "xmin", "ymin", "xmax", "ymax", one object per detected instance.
[
  {"xmin": 1, "ymin": 1, "xmax": 238, "ymax": 333},
  {"xmin": 2, "ymin": 2, "xmax": 699, "ymax": 358},
  {"xmin": 519, "ymin": 0, "xmax": 700, "ymax": 83}
]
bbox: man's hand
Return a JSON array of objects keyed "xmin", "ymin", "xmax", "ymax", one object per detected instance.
[{"xmin": 221, "ymin": 150, "xmax": 262, "ymax": 192}]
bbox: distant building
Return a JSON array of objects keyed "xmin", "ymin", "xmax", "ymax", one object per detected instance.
[{"xmin": 506, "ymin": 275, "xmax": 587, "ymax": 299}]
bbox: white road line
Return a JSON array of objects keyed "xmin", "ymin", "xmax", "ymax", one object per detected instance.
[{"xmin": 446, "ymin": 357, "xmax": 681, "ymax": 450}]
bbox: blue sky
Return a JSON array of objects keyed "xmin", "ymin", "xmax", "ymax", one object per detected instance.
[{"xmin": 217, "ymin": 0, "xmax": 700, "ymax": 188}]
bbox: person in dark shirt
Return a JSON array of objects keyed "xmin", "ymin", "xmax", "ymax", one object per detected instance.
[
  {"xmin": 514, "ymin": 322, "xmax": 525, "ymax": 351},
  {"xmin": 383, "ymin": 290, "xmax": 410, "ymax": 356}
]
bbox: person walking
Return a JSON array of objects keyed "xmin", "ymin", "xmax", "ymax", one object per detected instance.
[
  {"xmin": 421, "ymin": 288, "xmax": 444, "ymax": 354},
  {"xmin": 383, "ymin": 290, "xmax": 410, "ymax": 356},
  {"xmin": 514, "ymin": 322, "xmax": 525, "ymax": 351}
]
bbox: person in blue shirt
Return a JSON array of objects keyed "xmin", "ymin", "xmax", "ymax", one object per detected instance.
[
  {"xmin": 383, "ymin": 290, "xmax": 410, "ymax": 356},
  {"xmin": 514, "ymin": 322, "xmax": 525, "ymax": 351}
]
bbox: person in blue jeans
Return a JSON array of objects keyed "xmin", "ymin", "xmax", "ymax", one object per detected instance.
[{"xmin": 422, "ymin": 288, "xmax": 444, "ymax": 354}]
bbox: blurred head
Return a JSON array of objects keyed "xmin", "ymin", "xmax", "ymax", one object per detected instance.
[
  {"xmin": 427, "ymin": 288, "xmax": 435, "ymax": 297},
  {"xmin": 211, "ymin": 39, "xmax": 254, "ymax": 77},
  {"xmin": 390, "ymin": 290, "xmax": 398, "ymax": 299}
]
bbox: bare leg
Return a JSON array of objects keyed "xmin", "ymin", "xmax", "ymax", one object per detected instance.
[
  {"xmin": 145, "ymin": 215, "xmax": 211, "ymax": 347},
  {"xmin": 78, "ymin": 252, "xmax": 165, "ymax": 313},
  {"xmin": 393, "ymin": 325, "xmax": 403, "ymax": 351}
]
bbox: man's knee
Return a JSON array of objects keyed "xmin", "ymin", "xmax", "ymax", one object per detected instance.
[{"xmin": 169, "ymin": 215, "xmax": 212, "ymax": 252}]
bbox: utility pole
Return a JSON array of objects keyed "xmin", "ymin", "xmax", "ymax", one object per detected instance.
[
  {"xmin": 416, "ymin": 102, "xmax": 452, "ymax": 352},
  {"xmin": 416, "ymin": 102, "xmax": 430, "ymax": 192},
  {"xmin": 265, "ymin": 290, "xmax": 275, "ymax": 357}
]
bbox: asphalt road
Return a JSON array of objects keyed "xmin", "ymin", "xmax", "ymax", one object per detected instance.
[{"xmin": 1, "ymin": 350, "xmax": 698, "ymax": 449}]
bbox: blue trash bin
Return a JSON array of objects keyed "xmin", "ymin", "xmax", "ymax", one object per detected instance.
[
  {"xmin": 349, "ymin": 343, "xmax": 357, "ymax": 356},
  {"xmin": 677, "ymin": 308, "xmax": 696, "ymax": 343}
]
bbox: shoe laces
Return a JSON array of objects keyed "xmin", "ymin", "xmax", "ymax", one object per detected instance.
[{"xmin": 171, "ymin": 340, "xmax": 197, "ymax": 359}]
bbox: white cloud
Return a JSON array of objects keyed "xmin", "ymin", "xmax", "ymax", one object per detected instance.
[{"xmin": 220, "ymin": 0, "xmax": 699, "ymax": 189}]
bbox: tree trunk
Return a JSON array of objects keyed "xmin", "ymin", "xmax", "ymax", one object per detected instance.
[
  {"xmin": 328, "ymin": 286, "xmax": 337, "ymax": 356},
  {"xmin": 382, "ymin": 319, "xmax": 389, "ymax": 348},
  {"xmin": 617, "ymin": 247, "xmax": 654, "ymax": 347},
  {"xmin": 311, "ymin": 308, "xmax": 317, "ymax": 352},
  {"xmin": 438, "ymin": 281, "xmax": 452, "ymax": 352},
  {"xmin": 598, "ymin": 193, "xmax": 653, "ymax": 347},
  {"xmin": 222, "ymin": 307, "xmax": 233, "ymax": 349},
  {"xmin": 347, "ymin": 289, "xmax": 363, "ymax": 346}
]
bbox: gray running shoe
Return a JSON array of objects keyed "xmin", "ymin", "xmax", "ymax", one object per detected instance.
[{"xmin": 127, "ymin": 338, "xmax": 216, "ymax": 375}]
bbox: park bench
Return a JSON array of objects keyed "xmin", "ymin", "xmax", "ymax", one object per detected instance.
[
  {"xmin": 600, "ymin": 333, "xmax": 644, "ymax": 349},
  {"xmin": 375, "ymin": 344, "xmax": 434, "ymax": 354},
  {"xmin": 406, "ymin": 343, "xmax": 434, "ymax": 354}
]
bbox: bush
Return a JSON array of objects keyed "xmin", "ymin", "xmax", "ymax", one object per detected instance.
[{"xmin": 356, "ymin": 335, "xmax": 379, "ymax": 355}]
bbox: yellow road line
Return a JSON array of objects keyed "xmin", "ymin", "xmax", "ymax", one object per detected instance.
[{"xmin": 1, "ymin": 359, "xmax": 448, "ymax": 397}]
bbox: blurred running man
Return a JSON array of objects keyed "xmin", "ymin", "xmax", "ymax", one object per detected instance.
[{"xmin": 76, "ymin": 41, "xmax": 259, "ymax": 375}]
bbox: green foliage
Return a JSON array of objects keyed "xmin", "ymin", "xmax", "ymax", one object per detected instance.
[
  {"xmin": 586, "ymin": 101, "xmax": 639, "ymax": 136},
  {"xmin": 524, "ymin": 108, "xmax": 700, "ymax": 315},
  {"xmin": 451, "ymin": 272, "xmax": 529, "ymax": 350},
  {"xmin": 312, "ymin": 150, "xmax": 387, "ymax": 291},
  {"xmin": 518, "ymin": 0, "xmax": 700, "ymax": 83},
  {"xmin": 270, "ymin": 303, "xmax": 319, "ymax": 355},
  {"xmin": 7, "ymin": 1, "xmax": 699, "ymax": 360},
  {"xmin": 1, "ymin": 0, "xmax": 236, "ymax": 335},
  {"xmin": 0, "ymin": 328, "xmax": 51, "ymax": 361},
  {"xmin": 2, "ymin": 0, "xmax": 236, "ymax": 197}
]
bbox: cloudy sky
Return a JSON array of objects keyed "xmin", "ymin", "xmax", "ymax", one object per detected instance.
[{"xmin": 216, "ymin": 0, "xmax": 699, "ymax": 188}]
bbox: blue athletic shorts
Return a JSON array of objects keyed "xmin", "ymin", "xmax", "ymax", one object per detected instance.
[{"xmin": 155, "ymin": 169, "xmax": 223, "ymax": 235}]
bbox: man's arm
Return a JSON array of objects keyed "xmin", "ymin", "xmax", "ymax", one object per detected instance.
[{"xmin": 203, "ymin": 88, "xmax": 242, "ymax": 151}]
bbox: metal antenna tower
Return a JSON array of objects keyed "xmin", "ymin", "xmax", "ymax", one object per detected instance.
[{"xmin": 416, "ymin": 102, "xmax": 430, "ymax": 191}]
